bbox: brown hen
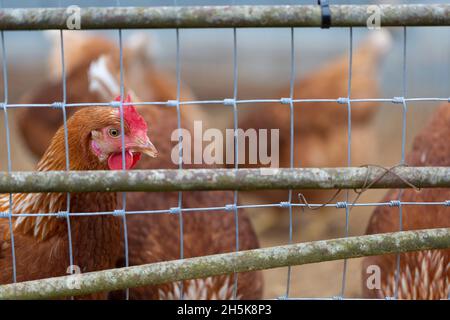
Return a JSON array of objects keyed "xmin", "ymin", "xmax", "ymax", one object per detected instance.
[
  {"xmin": 0, "ymin": 105, "xmax": 156, "ymax": 299},
  {"xmin": 362, "ymin": 103, "xmax": 450, "ymax": 299}
]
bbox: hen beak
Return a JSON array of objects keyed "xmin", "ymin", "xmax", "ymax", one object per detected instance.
[{"xmin": 133, "ymin": 137, "xmax": 158, "ymax": 158}]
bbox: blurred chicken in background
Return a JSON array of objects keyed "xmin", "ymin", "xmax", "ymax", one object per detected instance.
[
  {"xmin": 17, "ymin": 30, "xmax": 204, "ymax": 160},
  {"xmin": 236, "ymin": 30, "xmax": 393, "ymax": 231}
]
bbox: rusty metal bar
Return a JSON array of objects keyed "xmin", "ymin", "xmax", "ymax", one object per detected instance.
[
  {"xmin": 0, "ymin": 167, "xmax": 449, "ymax": 193},
  {"xmin": 0, "ymin": 5, "xmax": 449, "ymax": 30},
  {"xmin": 0, "ymin": 228, "xmax": 448, "ymax": 299}
]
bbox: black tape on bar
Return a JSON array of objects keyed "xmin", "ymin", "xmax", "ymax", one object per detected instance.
[{"xmin": 318, "ymin": 0, "xmax": 331, "ymax": 29}]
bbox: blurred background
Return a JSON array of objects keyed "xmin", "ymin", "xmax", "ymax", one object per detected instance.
[{"xmin": 0, "ymin": 0, "xmax": 449, "ymax": 298}]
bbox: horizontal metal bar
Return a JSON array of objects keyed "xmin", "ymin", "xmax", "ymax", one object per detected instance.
[
  {"xmin": 0, "ymin": 228, "xmax": 448, "ymax": 299},
  {"xmin": 0, "ymin": 167, "xmax": 449, "ymax": 193},
  {"xmin": 0, "ymin": 5, "xmax": 449, "ymax": 30}
]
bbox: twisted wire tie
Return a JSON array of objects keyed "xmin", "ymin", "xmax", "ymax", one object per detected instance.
[
  {"xmin": 280, "ymin": 97, "xmax": 292, "ymax": 105},
  {"xmin": 225, "ymin": 204, "xmax": 237, "ymax": 211},
  {"xmin": 51, "ymin": 102, "xmax": 65, "ymax": 109},
  {"xmin": 166, "ymin": 100, "xmax": 178, "ymax": 107},
  {"xmin": 223, "ymin": 98, "xmax": 235, "ymax": 106},
  {"xmin": 0, "ymin": 212, "xmax": 11, "ymax": 218},
  {"xmin": 56, "ymin": 211, "xmax": 69, "ymax": 218},
  {"xmin": 337, "ymin": 97, "xmax": 349, "ymax": 104},
  {"xmin": 169, "ymin": 207, "xmax": 181, "ymax": 215},
  {"xmin": 336, "ymin": 202, "xmax": 348, "ymax": 209},
  {"xmin": 113, "ymin": 209, "xmax": 125, "ymax": 217},
  {"xmin": 279, "ymin": 201, "xmax": 291, "ymax": 208},
  {"xmin": 392, "ymin": 96, "xmax": 405, "ymax": 104},
  {"xmin": 110, "ymin": 101, "xmax": 121, "ymax": 108},
  {"xmin": 389, "ymin": 200, "xmax": 401, "ymax": 207}
]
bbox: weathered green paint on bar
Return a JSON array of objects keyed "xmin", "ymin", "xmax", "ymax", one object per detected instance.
[
  {"xmin": 0, "ymin": 167, "xmax": 448, "ymax": 193},
  {"xmin": 0, "ymin": 5, "xmax": 449, "ymax": 30},
  {"xmin": 0, "ymin": 228, "xmax": 448, "ymax": 299}
]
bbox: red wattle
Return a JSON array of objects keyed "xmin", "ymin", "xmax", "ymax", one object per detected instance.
[
  {"xmin": 131, "ymin": 152, "xmax": 141, "ymax": 168},
  {"xmin": 107, "ymin": 151, "xmax": 138, "ymax": 170}
]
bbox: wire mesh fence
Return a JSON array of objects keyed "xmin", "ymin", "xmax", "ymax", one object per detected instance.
[{"xmin": 0, "ymin": 4, "xmax": 449, "ymax": 300}]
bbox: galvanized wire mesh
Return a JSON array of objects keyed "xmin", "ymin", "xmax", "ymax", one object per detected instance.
[{"xmin": 0, "ymin": 4, "xmax": 449, "ymax": 300}]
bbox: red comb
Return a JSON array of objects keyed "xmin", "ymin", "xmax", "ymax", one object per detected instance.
[
  {"xmin": 114, "ymin": 94, "xmax": 132, "ymax": 103},
  {"xmin": 114, "ymin": 94, "xmax": 147, "ymax": 133}
]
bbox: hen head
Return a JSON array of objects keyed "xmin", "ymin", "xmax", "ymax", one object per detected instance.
[{"xmin": 88, "ymin": 94, "xmax": 158, "ymax": 170}]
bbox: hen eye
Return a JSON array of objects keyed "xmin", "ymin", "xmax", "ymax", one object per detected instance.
[{"xmin": 108, "ymin": 128, "xmax": 120, "ymax": 138}]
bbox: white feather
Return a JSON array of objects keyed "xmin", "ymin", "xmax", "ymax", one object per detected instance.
[{"xmin": 88, "ymin": 55, "xmax": 120, "ymax": 100}]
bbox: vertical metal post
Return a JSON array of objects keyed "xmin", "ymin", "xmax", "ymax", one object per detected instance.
[
  {"xmin": 117, "ymin": 29, "xmax": 130, "ymax": 300},
  {"xmin": 175, "ymin": 27, "xmax": 185, "ymax": 300},
  {"xmin": 285, "ymin": 27, "xmax": 296, "ymax": 299},
  {"xmin": 231, "ymin": 27, "xmax": 240, "ymax": 300},
  {"xmin": 393, "ymin": 27, "xmax": 408, "ymax": 300},
  {"xmin": 340, "ymin": 27, "xmax": 353, "ymax": 298},
  {"xmin": 0, "ymin": 30, "xmax": 16, "ymax": 284},
  {"xmin": 58, "ymin": 30, "xmax": 75, "ymax": 301}
]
